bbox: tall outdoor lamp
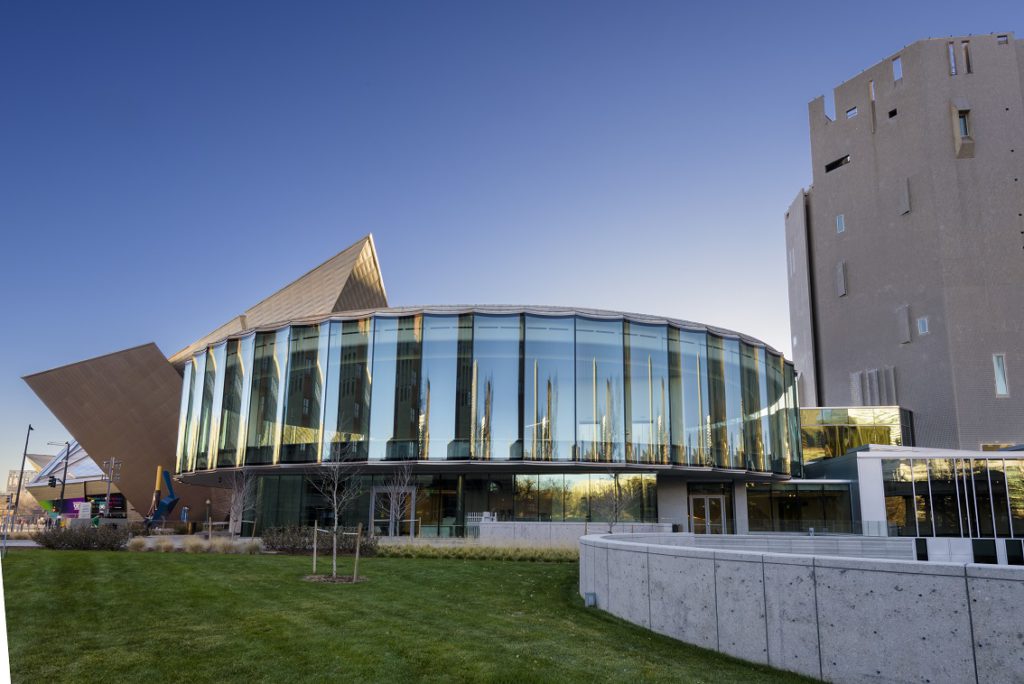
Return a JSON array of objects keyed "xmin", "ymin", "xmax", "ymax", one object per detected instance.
[
  {"xmin": 47, "ymin": 441, "xmax": 71, "ymax": 523},
  {"xmin": 1, "ymin": 424, "xmax": 34, "ymax": 557}
]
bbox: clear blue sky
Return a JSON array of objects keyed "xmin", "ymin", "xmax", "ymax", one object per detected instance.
[{"xmin": 0, "ymin": 1, "xmax": 1017, "ymax": 472}]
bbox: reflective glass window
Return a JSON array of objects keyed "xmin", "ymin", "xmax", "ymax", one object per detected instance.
[
  {"xmin": 576, "ymin": 319, "xmax": 624, "ymax": 463},
  {"xmin": 538, "ymin": 474, "xmax": 564, "ymax": 521},
  {"xmin": 369, "ymin": 316, "xmax": 422, "ymax": 461},
  {"xmin": 186, "ymin": 351, "xmax": 207, "ymax": 471},
  {"xmin": 523, "ymin": 316, "xmax": 575, "ymax": 461},
  {"xmin": 911, "ymin": 459, "xmax": 934, "ymax": 536},
  {"xmin": 740, "ymin": 343, "xmax": 766, "ymax": 471},
  {"xmin": 882, "ymin": 459, "xmax": 916, "ymax": 536},
  {"xmin": 617, "ymin": 473, "xmax": 645, "ymax": 521},
  {"xmin": 514, "ymin": 474, "xmax": 539, "ymax": 520},
  {"xmin": 928, "ymin": 459, "xmax": 962, "ymax": 537},
  {"xmin": 563, "ymin": 473, "xmax": 590, "ymax": 521},
  {"xmin": 766, "ymin": 354, "xmax": 787, "ymax": 473},
  {"xmin": 217, "ymin": 340, "xmax": 244, "ymax": 467},
  {"xmin": 821, "ymin": 484, "xmax": 853, "ymax": 533},
  {"xmin": 420, "ymin": 316, "xmax": 460, "ymax": 460},
  {"xmin": 1005, "ymin": 461, "xmax": 1024, "ymax": 537},
  {"xmin": 450, "ymin": 314, "xmax": 474, "ymax": 460},
  {"xmin": 669, "ymin": 330, "xmax": 709, "ymax": 466},
  {"xmin": 175, "ymin": 361, "xmax": 194, "ymax": 474},
  {"xmin": 194, "ymin": 349, "xmax": 217, "ymax": 470},
  {"xmin": 988, "ymin": 459, "xmax": 1011, "ymax": 537},
  {"xmin": 784, "ymin": 363, "xmax": 800, "ymax": 475},
  {"xmin": 245, "ymin": 332, "xmax": 280, "ymax": 465},
  {"xmin": 624, "ymin": 323, "xmax": 669, "ymax": 465},
  {"xmin": 471, "ymin": 315, "xmax": 522, "ymax": 460},
  {"xmin": 708, "ymin": 336, "xmax": 743, "ymax": 468},
  {"xmin": 323, "ymin": 319, "xmax": 373, "ymax": 461},
  {"xmin": 747, "ymin": 483, "xmax": 773, "ymax": 531},
  {"xmin": 973, "ymin": 460, "xmax": 995, "ymax": 537},
  {"xmin": 280, "ymin": 326, "xmax": 323, "ymax": 464},
  {"xmin": 588, "ymin": 473, "xmax": 618, "ymax": 522}
]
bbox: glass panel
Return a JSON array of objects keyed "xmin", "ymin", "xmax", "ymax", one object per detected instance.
[
  {"xmin": 245, "ymin": 332, "xmax": 280, "ymax": 465},
  {"xmin": 757, "ymin": 351, "xmax": 771, "ymax": 472},
  {"xmin": 487, "ymin": 475, "xmax": 514, "ymax": 521},
  {"xmin": 280, "ymin": 326, "xmax": 322, "ymax": 464},
  {"xmin": 670, "ymin": 329, "xmax": 710, "ymax": 466},
  {"xmin": 575, "ymin": 319, "xmax": 624, "ymax": 463},
  {"xmin": 471, "ymin": 315, "xmax": 522, "ymax": 460},
  {"xmin": 217, "ymin": 340, "xmax": 244, "ymax": 467},
  {"xmin": 882, "ymin": 459, "xmax": 916, "ymax": 536},
  {"xmin": 523, "ymin": 316, "xmax": 575, "ymax": 461},
  {"xmin": 740, "ymin": 343, "xmax": 765, "ymax": 471},
  {"xmin": 175, "ymin": 360, "xmax": 194, "ymax": 474},
  {"xmin": 973, "ymin": 460, "xmax": 995, "ymax": 537},
  {"xmin": 821, "ymin": 483, "xmax": 853, "ymax": 533},
  {"xmin": 708, "ymin": 497, "xmax": 723, "ymax": 533},
  {"xmin": 911, "ymin": 460, "xmax": 933, "ymax": 536},
  {"xmin": 746, "ymin": 483, "xmax": 773, "ymax": 532},
  {"xmin": 369, "ymin": 316, "xmax": 422, "ymax": 461},
  {"xmin": 538, "ymin": 474, "xmax": 564, "ymax": 522},
  {"xmin": 617, "ymin": 473, "xmax": 645, "ymax": 521},
  {"xmin": 1005, "ymin": 462, "xmax": 1024, "ymax": 537},
  {"xmin": 766, "ymin": 353, "xmax": 786, "ymax": 473},
  {"xmin": 450, "ymin": 314, "xmax": 474, "ymax": 460},
  {"xmin": 186, "ymin": 351, "xmax": 207, "ymax": 471},
  {"xmin": 988, "ymin": 460, "xmax": 1011, "ymax": 537},
  {"xmin": 563, "ymin": 473, "xmax": 590, "ymax": 522},
  {"xmin": 784, "ymin": 363, "xmax": 800, "ymax": 475},
  {"xmin": 708, "ymin": 336, "xmax": 743, "ymax": 468},
  {"xmin": 420, "ymin": 316, "xmax": 460, "ymax": 460},
  {"xmin": 589, "ymin": 474, "xmax": 617, "ymax": 522},
  {"xmin": 514, "ymin": 474, "xmax": 539, "ymax": 520},
  {"xmin": 928, "ymin": 459, "xmax": 962, "ymax": 537},
  {"xmin": 624, "ymin": 323, "xmax": 669, "ymax": 464},
  {"xmin": 323, "ymin": 319, "xmax": 373, "ymax": 461},
  {"xmin": 771, "ymin": 483, "xmax": 801, "ymax": 532},
  {"xmin": 692, "ymin": 497, "xmax": 707, "ymax": 534}
]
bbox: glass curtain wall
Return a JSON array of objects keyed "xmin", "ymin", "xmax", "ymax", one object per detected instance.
[
  {"xmin": 624, "ymin": 322, "xmax": 669, "ymax": 464},
  {"xmin": 576, "ymin": 319, "xmax": 624, "ymax": 463},
  {"xmin": 177, "ymin": 312, "xmax": 802, "ymax": 476},
  {"xmin": 523, "ymin": 316, "xmax": 575, "ymax": 461}
]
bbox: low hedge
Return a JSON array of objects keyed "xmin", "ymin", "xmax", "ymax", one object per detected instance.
[
  {"xmin": 376, "ymin": 544, "xmax": 578, "ymax": 563},
  {"xmin": 261, "ymin": 526, "xmax": 378, "ymax": 556},
  {"xmin": 31, "ymin": 526, "xmax": 130, "ymax": 551}
]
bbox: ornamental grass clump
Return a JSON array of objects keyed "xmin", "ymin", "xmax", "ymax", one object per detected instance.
[
  {"xmin": 127, "ymin": 536, "xmax": 149, "ymax": 552},
  {"xmin": 376, "ymin": 544, "xmax": 577, "ymax": 562},
  {"xmin": 182, "ymin": 537, "xmax": 210, "ymax": 553}
]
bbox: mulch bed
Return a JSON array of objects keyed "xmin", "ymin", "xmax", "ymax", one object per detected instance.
[{"xmin": 303, "ymin": 574, "xmax": 368, "ymax": 584}]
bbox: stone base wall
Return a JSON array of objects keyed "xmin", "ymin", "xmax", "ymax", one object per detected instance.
[
  {"xmin": 475, "ymin": 521, "xmax": 671, "ymax": 548},
  {"xmin": 579, "ymin": 533, "xmax": 1024, "ymax": 684}
]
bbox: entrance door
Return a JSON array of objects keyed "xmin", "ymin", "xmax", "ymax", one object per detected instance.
[
  {"xmin": 370, "ymin": 487, "xmax": 416, "ymax": 536},
  {"xmin": 689, "ymin": 495, "xmax": 727, "ymax": 534}
]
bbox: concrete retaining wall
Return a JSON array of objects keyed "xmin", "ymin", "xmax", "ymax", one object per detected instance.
[
  {"xmin": 579, "ymin": 533, "xmax": 1024, "ymax": 684},
  {"xmin": 475, "ymin": 521, "xmax": 671, "ymax": 547}
]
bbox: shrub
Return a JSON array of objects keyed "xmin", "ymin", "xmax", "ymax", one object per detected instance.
[
  {"xmin": 239, "ymin": 539, "xmax": 261, "ymax": 555},
  {"xmin": 261, "ymin": 526, "xmax": 377, "ymax": 557},
  {"xmin": 127, "ymin": 537, "xmax": 149, "ymax": 552},
  {"xmin": 209, "ymin": 538, "xmax": 233, "ymax": 554},
  {"xmin": 183, "ymin": 537, "xmax": 210, "ymax": 553},
  {"xmin": 31, "ymin": 526, "xmax": 130, "ymax": 551},
  {"xmin": 376, "ymin": 544, "xmax": 578, "ymax": 562}
]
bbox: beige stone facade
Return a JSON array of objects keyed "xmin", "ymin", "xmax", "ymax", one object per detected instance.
[{"xmin": 786, "ymin": 33, "xmax": 1024, "ymax": 449}]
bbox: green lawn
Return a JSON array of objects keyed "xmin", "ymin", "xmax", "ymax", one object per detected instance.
[{"xmin": 2, "ymin": 551, "xmax": 812, "ymax": 683}]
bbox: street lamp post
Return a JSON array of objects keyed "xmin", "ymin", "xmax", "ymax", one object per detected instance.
[{"xmin": 1, "ymin": 424, "xmax": 34, "ymax": 557}]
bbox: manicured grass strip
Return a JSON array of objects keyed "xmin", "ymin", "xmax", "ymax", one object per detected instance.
[{"xmin": 3, "ymin": 551, "xmax": 812, "ymax": 683}]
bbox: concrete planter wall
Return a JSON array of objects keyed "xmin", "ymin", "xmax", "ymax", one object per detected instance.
[
  {"xmin": 474, "ymin": 521, "xmax": 671, "ymax": 547},
  {"xmin": 579, "ymin": 533, "xmax": 1024, "ymax": 684}
]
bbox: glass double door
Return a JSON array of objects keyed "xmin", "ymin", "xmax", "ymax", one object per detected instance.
[{"xmin": 690, "ymin": 495, "xmax": 727, "ymax": 534}]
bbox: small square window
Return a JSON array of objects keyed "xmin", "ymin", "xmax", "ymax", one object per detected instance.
[
  {"xmin": 836, "ymin": 214, "xmax": 845, "ymax": 233},
  {"xmin": 958, "ymin": 111, "xmax": 971, "ymax": 138},
  {"xmin": 997, "ymin": 35, "xmax": 1009, "ymax": 45},
  {"xmin": 994, "ymin": 354, "xmax": 1009, "ymax": 396},
  {"xmin": 888, "ymin": 108, "xmax": 898, "ymax": 118},
  {"xmin": 846, "ymin": 106, "xmax": 858, "ymax": 119},
  {"xmin": 916, "ymin": 316, "xmax": 929, "ymax": 335}
]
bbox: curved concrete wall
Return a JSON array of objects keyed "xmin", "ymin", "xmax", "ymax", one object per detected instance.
[{"xmin": 579, "ymin": 533, "xmax": 1024, "ymax": 684}]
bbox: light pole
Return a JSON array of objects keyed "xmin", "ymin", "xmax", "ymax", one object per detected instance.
[
  {"xmin": 102, "ymin": 457, "xmax": 121, "ymax": 519},
  {"xmin": 1, "ymin": 424, "xmax": 33, "ymax": 557},
  {"xmin": 47, "ymin": 441, "xmax": 71, "ymax": 525}
]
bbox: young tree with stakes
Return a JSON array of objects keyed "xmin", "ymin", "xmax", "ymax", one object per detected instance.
[{"xmin": 306, "ymin": 463, "xmax": 364, "ymax": 579}]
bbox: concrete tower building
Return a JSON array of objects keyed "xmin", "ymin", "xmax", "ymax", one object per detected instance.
[{"xmin": 786, "ymin": 32, "xmax": 1024, "ymax": 450}]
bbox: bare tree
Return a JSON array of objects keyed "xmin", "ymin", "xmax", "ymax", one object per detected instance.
[
  {"xmin": 306, "ymin": 463, "xmax": 364, "ymax": 578},
  {"xmin": 591, "ymin": 474, "xmax": 623, "ymax": 533},
  {"xmin": 226, "ymin": 469, "xmax": 258, "ymax": 538},
  {"xmin": 379, "ymin": 460, "xmax": 417, "ymax": 537}
]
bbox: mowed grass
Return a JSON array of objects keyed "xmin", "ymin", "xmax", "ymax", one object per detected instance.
[{"xmin": 2, "ymin": 551, "xmax": 812, "ymax": 683}]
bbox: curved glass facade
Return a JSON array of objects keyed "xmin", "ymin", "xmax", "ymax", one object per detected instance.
[{"xmin": 175, "ymin": 309, "xmax": 801, "ymax": 476}]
